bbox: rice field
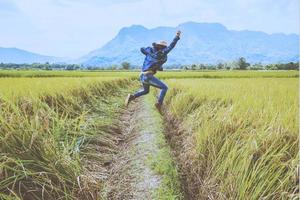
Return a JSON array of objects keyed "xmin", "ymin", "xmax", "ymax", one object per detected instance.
[
  {"xmin": 0, "ymin": 77, "xmax": 128, "ymax": 100},
  {"xmin": 0, "ymin": 69, "xmax": 297, "ymax": 78},
  {"xmin": 164, "ymin": 77, "xmax": 299, "ymax": 199},
  {"xmin": 0, "ymin": 70, "xmax": 298, "ymax": 199},
  {"xmin": 0, "ymin": 76, "xmax": 133, "ymax": 199}
]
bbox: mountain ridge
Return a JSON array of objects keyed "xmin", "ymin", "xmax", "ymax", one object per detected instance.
[
  {"xmin": 0, "ymin": 47, "xmax": 63, "ymax": 64},
  {"xmin": 0, "ymin": 22, "xmax": 298, "ymax": 65},
  {"xmin": 81, "ymin": 22, "xmax": 299, "ymax": 66}
]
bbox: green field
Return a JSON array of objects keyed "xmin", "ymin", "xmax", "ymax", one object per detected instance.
[
  {"xmin": 164, "ymin": 78, "xmax": 298, "ymax": 199},
  {"xmin": 0, "ymin": 77, "xmax": 129, "ymax": 99},
  {"xmin": 0, "ymin": 70, "xmax": 298, "ymax": 199},
  {"xmin": 0, "ymin": 69, "xmax": 298, "ymax": 78}
]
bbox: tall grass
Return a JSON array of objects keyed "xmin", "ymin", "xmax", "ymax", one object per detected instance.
[
  {"xmin": 164, "ymin": 78, "xmax": 298, "ymax": 199},
  {"xmin": 0, "ymin": 71, "xmax": 298, "ymax": 199},
  {"xmin": 0, "ymin": 70, "xmax": 139, "ymax": 78},
  {"xmin": 158, "ymin": 70, "xmax": 299, "ymax": 79},
  {"xmin": 0, "ymin": 77, "xmax": 132, "ymax": 199},
  {"xmin": 0, "ymin": 77, "xmax": 125, "ymax": 99}
]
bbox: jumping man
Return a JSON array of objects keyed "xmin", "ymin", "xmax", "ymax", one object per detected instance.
[{"xmin": 125, "ymin": 30, "xmax": 181, "ymax": 112}]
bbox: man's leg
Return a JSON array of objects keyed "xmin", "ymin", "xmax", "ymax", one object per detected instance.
[
  {"xmin": 147, "ymin": 76, "xmax": 168, "ymax": 105},
  {"xmin": 125, "ymin": 83, "xmax": 150, "ymax": 106},
  {"xmin": 133, "ymin": 83, "xmax": 150, "ymax": 98}
]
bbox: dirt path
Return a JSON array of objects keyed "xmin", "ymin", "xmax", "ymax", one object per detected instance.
[{"xmin": 101, "ymin": 97, "xmax": 164, "ymax": 200}]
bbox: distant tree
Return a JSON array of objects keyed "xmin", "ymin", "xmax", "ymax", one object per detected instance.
[
  {"xmin": 121, "ymin": 62, "xmax": 131, "ymax": 70},
  {"xmin": 183, "ymin": 65, "xmax": 189, "ymax": 70},
  {"xmin": 250, "ymin": 63, "xmax": 264, "ymax": 70},
  {"xmin": 44, "ymin": 62, "xmax": 52, "ymax": 70},
  {"xmin": 223, "ymin": 63, "xmax": 231, "ymax": 70},
  {"xmin": 237, "ymin": 57, "xmax": 250, "ymax": 70},
  {"xmin": 265, "ymin": 62, "xmax": 299, "ymax": 70},
  {"xmin": 210, "ymin": 65, "xmax": 217, "ymax": 70},
  {"xmin": 45, "ymin": 65, "xmax": 52, "ymax": 70},
  {"xmin": 283, "ymin": 62, "xmax": 298, "ymax": 70},
  {"xmin": 111, "ymin": 64, "xmax": 118, "ymax": 70},
  {"xmin": 191, "ymin": 64, "xmax": 197, "ymax": 70},
  {"xmin": 65, "ymin": 64, "xmax": 79, "ymax": 70},
  {"xmin": 265, "ymin": 64, "xmax": 274, "ymax": 70},
  {"xmin": 217, "ymin": 62, "xmax": 224, "ymax": 70},
  {"xmin": 199, "ymin": 64, "xmax": 206, "ymax": 70}
]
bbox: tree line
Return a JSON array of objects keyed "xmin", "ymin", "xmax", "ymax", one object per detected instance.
[
  {"xmin": 0, "ymin": 62, "xmax": 81, "ymax": 70},
  {"xmin": 182, "ymin": 57, "xmax": 299, "ymax": 70},
  {"xmin": 0, "ymin": 58, "xmax": 298, "ymax": 70}
]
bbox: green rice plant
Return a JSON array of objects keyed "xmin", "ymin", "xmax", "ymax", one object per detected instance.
[
  {"xmin": 0, "ymin": 77, "xmax": 129, "ymax": 100},
  {"xmin": 0, "ymin": 77, "xmax": 133, "ymax": 199},
  {"xmin": 0, "ymin": 69, "xmax": 297, "ymax": 79},
  {"xmin": 0, "ymin": 70, "xmax": 139, "ymax": 78},
  {"xmin": 164, "ymin": 78, "xmax": 298, "ymax": 199}
]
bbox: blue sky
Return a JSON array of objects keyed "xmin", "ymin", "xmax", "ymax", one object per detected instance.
[{"xmin": 0, "ymin": 0, "xmax": 298, "ymax": 58}]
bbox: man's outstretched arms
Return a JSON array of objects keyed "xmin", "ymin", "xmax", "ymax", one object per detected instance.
[{"xmin": 163, "ymin": 30, "xmax": 181, "ymax": 54}]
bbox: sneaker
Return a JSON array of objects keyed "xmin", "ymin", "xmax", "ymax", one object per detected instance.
[
  {"xmin": 155, "ymin": 102, "xmax": 162, "ymax": 114},
  {"xmin": 125, "ymin": 94, "xmax": 135, "ymax": 107}
]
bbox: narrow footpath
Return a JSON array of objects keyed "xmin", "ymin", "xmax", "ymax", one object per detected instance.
[{"xmin": 101, "ymin": 96, "xmax": 182, "ymax": 200}]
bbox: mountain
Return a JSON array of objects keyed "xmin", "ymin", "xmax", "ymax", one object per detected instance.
[
  {"xmin": 81, "ymin": 22, "xmax": 299, "ymax": 66},
  {"xmin": 1, "ymin": 22, "xmax": 298, "ymax": 66},
  {"xmin": 0, "ymin": 47, "xmax": 62, "ymax": 64}
]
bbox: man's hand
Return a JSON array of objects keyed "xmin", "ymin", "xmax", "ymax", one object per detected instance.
[{"xmin": 176, "ymin": 30, "xmax": 181, "ymax": 37}]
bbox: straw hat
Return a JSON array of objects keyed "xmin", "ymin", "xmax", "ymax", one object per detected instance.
[{"xmin": 153, "ymin": 40, "xmax": 168, "ymax": 47}]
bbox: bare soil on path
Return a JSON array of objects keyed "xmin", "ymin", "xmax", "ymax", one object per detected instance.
[{"xmin": 102, "ymin": 97, "xmax": 164, "ymax": 200}]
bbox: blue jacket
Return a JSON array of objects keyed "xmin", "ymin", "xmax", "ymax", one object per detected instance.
[{"xmin": 140, "ymin": 36, "xmax": 180, "ymax": 72}]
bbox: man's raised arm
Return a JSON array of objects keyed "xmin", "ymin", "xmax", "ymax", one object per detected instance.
[{"xmin": 163, "ymin": 30, "xmax": 181, "ymax": 54}]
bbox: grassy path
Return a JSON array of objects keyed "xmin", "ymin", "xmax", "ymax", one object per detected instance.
[{"xmin": 101, "ymin": 95, "xmax": 182, "ymax": 199}]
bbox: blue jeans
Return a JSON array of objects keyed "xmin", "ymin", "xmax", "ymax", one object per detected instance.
[{"xmin": 133, "ymin": 73, "xmax": 168, "ymax": 104}]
